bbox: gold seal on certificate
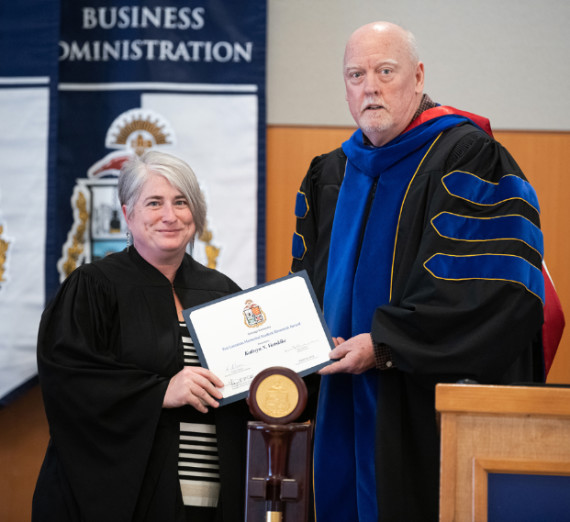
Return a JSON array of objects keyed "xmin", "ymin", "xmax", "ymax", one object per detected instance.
[{"xmin": 248, "ymin": 367, "xmax": 307, "ymax": 424}]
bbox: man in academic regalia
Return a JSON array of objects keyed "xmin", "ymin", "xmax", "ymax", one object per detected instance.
[{"xmin": 290, "ymin": 21, "xmax": 554, "ymax": 522}]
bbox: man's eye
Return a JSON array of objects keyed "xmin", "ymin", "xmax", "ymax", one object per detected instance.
[
  {"xmin": 346, "ymin": 71, "xmax": 363, "ymax": 80},
  {"xmin": 380, "ymin": 68, "xmax": 392, "ymax": 75}
]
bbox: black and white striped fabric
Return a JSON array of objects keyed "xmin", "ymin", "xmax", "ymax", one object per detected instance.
[{"xmin": 178, "ymin": 323, "xmax": 220, "ymax": 508}]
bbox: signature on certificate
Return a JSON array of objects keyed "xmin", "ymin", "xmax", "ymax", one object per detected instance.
[
  {"xmin": 227, "ymin": 374, "xmax": 254, "ymax": 389},
  {"xmin": 225, "ymin": 362, "xmax": 247, "ymax": 375}
]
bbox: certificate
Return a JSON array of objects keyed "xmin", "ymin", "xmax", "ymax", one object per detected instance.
[{"xmin": 182, "ymin": 270, "xmax": 333, "ymax": 405}]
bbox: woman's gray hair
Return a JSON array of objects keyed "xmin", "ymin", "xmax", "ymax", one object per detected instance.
[{"xmin": 118, "ymin": 150, "xmax": 207, "ymax": 237}]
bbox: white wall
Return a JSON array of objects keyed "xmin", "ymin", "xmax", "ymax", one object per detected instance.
[{"xmin": 266, "ymin": 0, "xmax": 570, "ymax": 130}]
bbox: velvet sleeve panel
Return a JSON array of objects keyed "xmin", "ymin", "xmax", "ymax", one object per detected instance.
[
  {"xmin": 371, "ymin": 125, "xmax": 544, "ymax": 385},
  {"xmin": 290, "ymin": 147, "xmax": 346, "ymax": 307}
]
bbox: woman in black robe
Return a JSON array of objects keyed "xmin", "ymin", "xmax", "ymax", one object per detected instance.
[{"xmin": 32, "ymin": 150, "xmax": 249, "ymax": 522}]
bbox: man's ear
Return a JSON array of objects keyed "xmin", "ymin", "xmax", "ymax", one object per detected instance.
[{"xmin": 415, "ymin": 61, "xmax": 425, "ymax": 93}]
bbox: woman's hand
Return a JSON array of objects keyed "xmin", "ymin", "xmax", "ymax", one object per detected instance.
[{"xmin": 163, "ymin": 366, "xmax": 224, "ymax": 413}]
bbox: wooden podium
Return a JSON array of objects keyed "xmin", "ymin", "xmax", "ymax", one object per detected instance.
[{"xmin": 436, "ymin": 383, "xmax": 570, "ymax": 522}]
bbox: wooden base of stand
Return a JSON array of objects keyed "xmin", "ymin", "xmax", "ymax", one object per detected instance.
[{"xmin": 245, "ymin": 421, "xmax": 312, "ymax": 522}]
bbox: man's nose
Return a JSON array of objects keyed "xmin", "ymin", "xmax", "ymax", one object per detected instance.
[{"xmin": 363, "ymin": 72, "xmax": 380, "ymax": 95}]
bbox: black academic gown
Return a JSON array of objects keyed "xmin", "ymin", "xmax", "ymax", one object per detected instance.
[
  {"xmin": 291, "ymin": 121, "xmax": 544, "ymax": 521},
  {"xmin": 33, "ymin": 247, "xmax": 250, "ymax": 522}
]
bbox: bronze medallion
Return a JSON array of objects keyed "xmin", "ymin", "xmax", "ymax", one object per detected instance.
[
  {"xmin": 255, "ymin": 374, "xmax": 299, "ymax": 418},
  {"xmin": 248, "ymin": 366, "xmax": 308, "ymax": 424}
]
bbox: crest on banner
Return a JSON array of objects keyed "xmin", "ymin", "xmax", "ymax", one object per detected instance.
[
  {"xmin": 57, "ymin": 108, "xmax": 220, "ymax": 282},
  {"xmin": 0, "ymin": 222, "xmax": 11, "ymax": 290}
]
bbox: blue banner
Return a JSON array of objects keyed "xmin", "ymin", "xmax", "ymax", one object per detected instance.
[
  {"xmin": 0, "ymin": 0, "xmax": 266, "ymax": 402},
  {"xmin": 0, "ymin": 0, "xmax": 59, "ymax": 402}
]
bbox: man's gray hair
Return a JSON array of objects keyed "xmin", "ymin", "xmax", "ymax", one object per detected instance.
[{"xmin": 405, "ymin": 29, "xmax": 420, "ymax": 64}]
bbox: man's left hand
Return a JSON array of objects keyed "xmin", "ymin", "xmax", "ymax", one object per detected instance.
[{"xmin": 318, "ymin": 333, "xmax": 376, "ymax": 375}]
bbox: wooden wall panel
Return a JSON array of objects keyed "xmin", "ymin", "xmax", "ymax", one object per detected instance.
[
  {"xmin": 265, "ymin": 126, "xmax": 355, "ymax": 281},
  {"xmin": 493, "ymin": 131, "xmax": 570, "ymax": 383},
  {"xmin": 266, "ymin": 126, "xmax": 570, "ymax": 384},
  {"xmin": 0, "ymin": 385, "xmax": 48, "ymax": 522}
]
